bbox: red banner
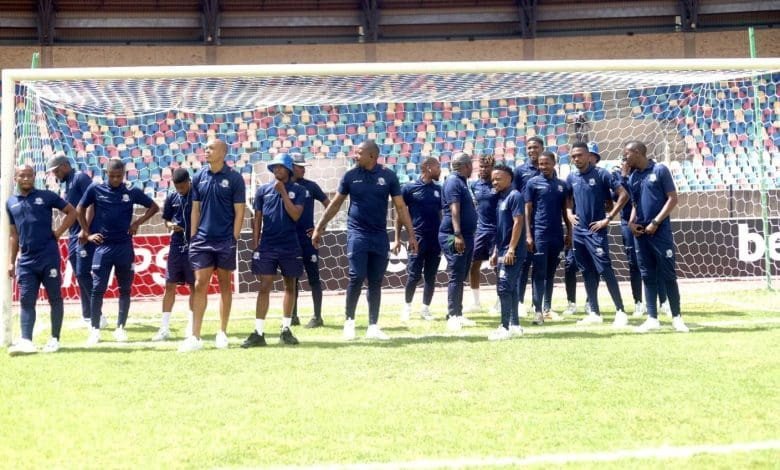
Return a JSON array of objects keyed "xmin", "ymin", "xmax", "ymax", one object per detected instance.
[{"xmin": 13, "ymin": 235, "xmax": 225, "ymax": 300}]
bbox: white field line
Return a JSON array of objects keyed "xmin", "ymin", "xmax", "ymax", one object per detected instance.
[{"xmin": 263, "ymin": 440, "xmax": 780, "ymax": 470}]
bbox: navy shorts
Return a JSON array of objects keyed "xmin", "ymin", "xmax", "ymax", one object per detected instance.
[
  {"xmin": 166, "ymin": 244, "xmax": 195, "ymax": 285},
  {"xmin": 472, "ymin": 230, "xmax": 495, "ymax": 261},
  {"xmin": 251, "ymin": 246, "xmax": 303, "ymax": 278},
  {"xmin": 189, "ymin": 236, "xmax": 237, "ymax": 271}
]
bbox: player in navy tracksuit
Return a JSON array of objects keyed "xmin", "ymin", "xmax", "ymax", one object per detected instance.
[
  {"xmin": 566, "ymin": 142, "xmax": 630, "ymax": 327},
  {"xmin": 6, "ymin": 166, "xmax": 76, "ymax": 356},
  {"xmin": 513, "ymin": 136, "xmax": 543, "ymax": 316},
  {"xmin": 312, "ymin": 140, "xmax": 417, "ymax": 341},
  {"xmin": 393, "ymin": 157, "xmax": 442, "ymax": 322},
  {"xmin": 624, "ymin": 140, "xmax": 689, "ymax": 333},
  {"xmin": 439, "ymin": 152, "xmax": 478, "ymax": 331},
  {"xmin": 524, "ymin": 151, "xmax": 572, "ymax": 325},
  {"xmin": 181, "ymin": 139, "xmax": 246, "ymax": 352},
  {"xmin": 77, "ymin": 159, "xmax": 159, "ymax": 346},
  {"xmin": 488, "ymin": 164, "xmax": 526, "ymax": 341},
  {"xmin": 152, "ymin": 168, "xmax": 195, "ymax": 341},
  {"xmin": 466, "ymin": 154, "xmax": 499, "ymax": 313},
  {"xmin": 242, "ymin": 154, "xmax": 304, "ymax": 348},
  {"xmin": 290, "ymin": 153, "xmax": 331, "ymax": 329},
  {"xmin": 48, "ymin": 155, "xmax": 98, "ymax": 327}
]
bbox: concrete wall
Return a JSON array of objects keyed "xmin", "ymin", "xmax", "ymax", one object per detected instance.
[{"xmin": 1, "ymin": 28, "xmax": 778, "ymax": 70}]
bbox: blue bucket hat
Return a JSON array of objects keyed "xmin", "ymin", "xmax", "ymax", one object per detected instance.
[
  {"xmin": 587, "ymin": 142, "xmax": 601, "ymax": 162},
  {"xmin": 268, "ymin": 154, "xmax": 294, "ymax": 174}
]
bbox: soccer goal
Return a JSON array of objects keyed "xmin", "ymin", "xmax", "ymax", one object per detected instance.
[{"xmin": 3, "ymin": 59, "xmax": 780, "ymax": 346}]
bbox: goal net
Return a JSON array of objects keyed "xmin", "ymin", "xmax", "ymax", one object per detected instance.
[{"xmin": 2, "ymin": 59, "xmax": 780, "ymax": 344}]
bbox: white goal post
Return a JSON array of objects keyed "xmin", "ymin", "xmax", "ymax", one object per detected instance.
[{"xmin": 3, "ymin": 58, "xmax": 780, "ymax": 346}]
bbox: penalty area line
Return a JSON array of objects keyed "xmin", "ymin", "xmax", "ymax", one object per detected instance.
[{"xmin": 266, "ymin": 440, "xmax": 780, "ymax": 469}]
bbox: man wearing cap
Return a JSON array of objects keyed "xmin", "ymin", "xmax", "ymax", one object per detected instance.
[
  {"xmin": 624, "ymin": 140, "xmax": 689, "ymax": 333},
  {"xmin": 439, "ymin": 152, "xmax": 478, "ymax": 331},
  {"xmin": 241, "ymin": 154, "xmax": 304, "ymax": 348},
  {"xmin": 77, "ymin": 158, "xmax": 159, "ymax": 346},
  {"xmin": 7, "ymin": 165, "xmax": 77, "ymax": 355},
  {"xmin": 290, "ymin": 153, "xmax": 330, "ymax": 329},
  {"xmin": 566, "ymin": 142, "xmax": 630, "ymax": 327},
  {"xmin": 48, "ymin": 155, "xmax": 100, "ymax": 327},
  {"xmin": 152, "ymin": 168, "xmax": 195, "ymax": 342},
  {"xmin": 312, "ymin": 139, "xmax": 417, "ymax": 341},
  {"xmin": 392, "ymin": 156, "xmax": 442, "ymax": 322},
  {"xmin": 513, "ymin": 136, "xmax": 543, "ymax": 317},
  {"xmin": 179, "ymin": 139, "xmax": 246, "ymax": 352}
]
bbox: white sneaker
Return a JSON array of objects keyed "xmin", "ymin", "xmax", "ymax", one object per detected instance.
[
  {"xmin": 532, "ymin": 311, "xmax": 544, "ymax": 325},
  {"xmin": 177, "ymin": 336, "xmax": 203, "ymax": 353},
  {"xmin": 633, "ymin": 302, "xmax": 646, "ymax": 317},
  {"xmin": 562, "ymin": 302, "xmax": 577, "ymax": 316},
  {"xmin": 82, "ymin": 317, "xmax": 92, "ymax": 328},
  {"xmin": 464, "ymin": 303, "xmax": 482, "ymax": 314},
  {"xmin": 365, "ymin": 324, "xmax": 390, "ymax": 340},
  {"xmin": 459, "ymin": 315, "xmax": 477, "ymax": 327},
  {"xmin": 517, "ymin": 303, "xmax": 528, "ymax": 318},
  {"xmin": 577, "ymin": 313, "xmax": 604, "ymax": 325},
  {"xmin": 8, "ymin": 339, "xmax": 37, "ymax": 356},
  {"xmin": 215, "ymin": 331, "xmax": 229, "ymax": 349},
  {"xmin": 488, "ymin": 326, "xmax": 511, "ymax": 341},
  {"xmin": 42, "ymin": 338, "xmax": 60, "ymax": 353},
  {"xmin": 672, "ymin": 316, "xmax": 690, "ymax": 333},
  {"xmin": 420, "ymin": 305, "xmax": 434, "ymax": 321},
  {"xmin": 544, "ymin": 310, "xmax": 562, "ymax": 321},
  {"xmin": 508, "ymin": 325, "xmax": 524, "ymax": 337},
  {"xmin": 612, "ymin": 310, "xmax": 629, "ymax": 328},
  {"xmin": 661, "ymin": 301, "xmax": 672, "ymax": 317},
  {"xmin": 113, "ymin": 327, "xmax": 128, "ymax": 342},
  {"xmin": 446, "ymin": 316, "xmax": 462, "ymax": 332},
  {"xmin": 343, "ymin": 319, "xmax": 356, "ymax": 341},
  {"xmin": 99, "ymin": 315, "xmax": 108, "ymax": 329},
  {"xmin": 400, "ymin": 304, "xmax": 411, "ymax": 323},
  {"xmin": 151, "ymin": 328, "xmax": 170, "ymax": 342},
  {"xmin": 585, "ymin": 302, "xmax": 594, "ymax": 315},
  {"xmin": 86, "ymin": 328, "xmax": 101, "ymax": 347},
  {"xmin": 635, "ymin": 317, "xmax": 661, "ymax": 333}
]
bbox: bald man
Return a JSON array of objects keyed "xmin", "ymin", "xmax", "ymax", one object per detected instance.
[
  {"xmin": 7, "ymin": 166, "xmax": 76, "ymax": 355},
  {"xmin": 179, "ymin": 139, "xmax": 246, "ymax": 352}
]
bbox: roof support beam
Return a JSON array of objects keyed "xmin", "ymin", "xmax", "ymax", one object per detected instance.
[
  {"xmin": 516, "ymin": 0, "xmax": 537, "ymax": 39},
  {"xmin": 361, "ymin": 0, "xmax": 381, "ymax": 42},
  {"xmin": 201, "ymin": 0, "xmax": 220, "ymax": 45},
  {"xmin": 37, "ymin": 0, "xmax": 56, "ymax": 45},
  {"xmin": 678, "ymin": 0, "xmax": 699, "ymax": 31}
]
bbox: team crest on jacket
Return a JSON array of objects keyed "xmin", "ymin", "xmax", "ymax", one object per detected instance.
[
  {"xmin": 588, "ymin": 178, "xmax": 596, "ymax": 186},
  {"xmin": 49, "ymin": 268, "xmax": 58, "ymax": 278},
  {"xmin": 434, "ymin": 190, "xmax": 440, "ymax": 198},
  {"xmin": 666, "ymin": 249, "xmax": 673, "ymax": 258},
  {"xmin": 288, "ymin": 191, "xmax": 296, "ymax": 199},
  {"xmin": 377, "ymin": 177, "xmax": 386, "ymax": 186},
  {"xmin": 557, "ymin": 185, "xmax": 564, "ymax": 192},
  {"xmin": 595, "ymin": 247, "xmax": 604, "ymax": 256},
  {"xmin": 122, "ymin": 194, "xmax": 130, "ymax": 202},
  {"xmin": 649, "ymin": 174, "xmax": 658, "ymax": 182},
  {"xmin": 34, "ymin": 197, "xmax": 44, "ymax": 205},
  {"xmin": 221, "ymin": 179, "xmax": 230, "ymax": 188}
]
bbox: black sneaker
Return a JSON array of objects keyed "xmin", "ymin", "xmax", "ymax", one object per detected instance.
[
  {"xmin": 304, "ymin": 316, "xmax": 324, "ymax": 329},
  {"xmin": 280, "ymin": 327, "xmax": 299, "ymax": 345},
  {"xmin": 241, "ymin": 331, "xmax": 266, "ymax": 348},
  {"xmin": 291, "ymin": 315, "xmax": 301, "ymax": 326}
]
